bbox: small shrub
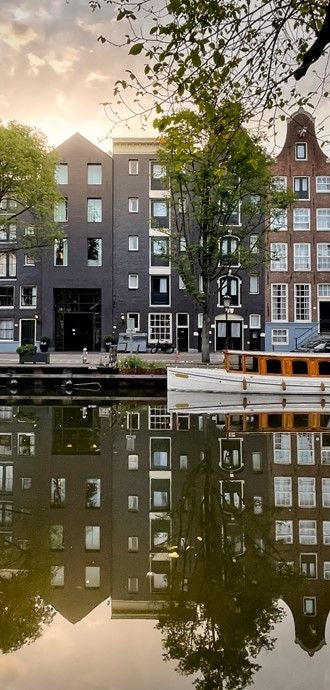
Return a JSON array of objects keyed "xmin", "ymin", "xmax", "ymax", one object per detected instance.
[
  {"xmin": 16, "ymin": 344, "xmax": 37, "ymax": 355},
  {"xmin": 119, "ymin": 354, "xmax": 145, "ymax": 370}
]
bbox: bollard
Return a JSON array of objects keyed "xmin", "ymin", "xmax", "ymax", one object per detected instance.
[{"xmin": 82, "ymin": 347, "xmax": 88, "ymax": 363}]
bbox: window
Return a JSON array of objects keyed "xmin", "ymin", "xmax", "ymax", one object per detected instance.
[
  {"xmin": 85, "ymin": 566, "xmax": 100, "ymax": 588},
  {"xmin": 271, "ymin": 243, "xmax": 287, "ymax": 271},
  {"xmin": 298, "ymin": 477, "xmax": 316, "ymax": 507},
  {"xmin": 0, "ymin": 224, "xmax": 16, "ymax": 242},
  {"xmin": 149, "ymin": 313, "xmax": 171, "ymax": 342},
  {"xmin": 24, "ymin": 226, "xmax": 34, "ymax": 237},
  {"xmin": 54, "ymin": 238, "xmax": 68, "ymax": 266},
  {"xmin": 303, "ymin": 597, "xmax": 316, "ymax": 616},
  {"xmin": 270, "ymin": 209, "xmax": 287, "ymax": 231},
  {"xmin": 323, "ymin": 521, "xmax": 330, "ymax": 544},
  {"xmin": 150, "ymin": 237, "xmax": 169, "ymax": 266},
  {"xmin": 220, "ymin": 236, "xmax": 239, "ymax": 265},
  {"xmin": 218, "ymin": 276, "xmax": 240, "ymax": 306},
  {"xmin": 275, "ymin": 520, "xmax": 293, "ymax": 544},
  {"xmin": 150, "ymin": 162, "xmax": 167, "ymax": 190},
  {"xmin": 128, "ymin": 197, "xmax": 139, "ymax": 213},
  {"xmin": 0, "ymin": 320, "xmax": 13, "ymax": 341},
  {"xmin": 272, "ymin": 328, "xmax": 288, "ymax": 345},
  {"xmin": 0, "ymin": 287, "xmax": 14, "ymax": 307},
  {"xmin": 128, "ymin": 159, "xmax": 138, "ymax": 175},
  {"xmin": 317, "ymin": 243, "xmax": 330, "ymax": 270},
  {"xmin": 0, "ymin": 251, "xmax": 16, "ymax": 278},
  {"xmin": 150, "ymin": 438, "xmax": 170, "ymax": 469},
  {"xmin": 300, "ymin": 554, "xmax": 317, "ymax": 579},
  {"xmin": 273, "ymin": 176, "xmax": 287, "ymax": 190},
  {"xmin": 274, "ymin": 433, "xmax": 291, "ymax": 463},
  {"xmin": 179, "ymin": 276, "xmax": 185, "ymax": 290},
  {"xmin": 297, "ymin": 433, "xmax": 314, "ymax": 464},
  {"xmin": 150, "ymin": 276, "xmax": 169, "ymax": 305},
  {"xmin": 55, "ymin": 164, "xmax": 68, "ymax": 184},
  {"xmin": 87, "ymin": 198, "xmax": 102, "ymax": 222},
  {"xmin": 322, "ymin": 478, "xmax": 330, "ymax": 507},
  {"xmin": 85, "ymin": 526, "xmax": 100, "ymax": 550},
  {"xmin": 87, "ymin": 164, "xmax": 102, "ymax": 184},
  {"xmin": 253, "ymin": 496, "xmax": 263, "ymax": 514},
  {"xmin": 50, "ymin": 525, "xmax": 64, "ymax": 550},
  {"xmin": 150, "ymin": 200, "xmax": 169, "ymax": 227},
  {"xmin": 21, "ymin": 477, "xmax": 32, "ymax": 490},
  {"xmin": 316, "ymin": 176, "xmax": 330, "ymax": 192},
  {"xmin": 128, "ymin": 273, "xmax": 139, "ymax": 289},
  {"xmin": 128, "ymin": 576, "xmax": 139, "ymax": 593},
  {"xmin": 128, "ymin": 495, "xmax": 139, "ymax": 511},
  {"xmin": 249, "ymin": 314, "xmax": 261, "ymax": 329},
  {"xmin": 294, "ymin": 284, "xmax": 311, "ymax": 321},
  {"xmin": 127, "ymin": 453, "xmax": 138, "ymax": 471},
  {"xmin": 128, "ymin": 235, "xmax": 139, "ymax": 251},
  {"xmin": 85, "ymin": 478, "xmax": 101, "ymax": 508},
  {"xmin": 317, "ymin": 208, "xmax": 330, "ymax": 230},
  {"xmin": 324, "ymin": 562, "xmax": 330, "ymax": 579},
  {"xmin": 294, "ymin": 243, "xmax": 310, "ymax": 270},
  {"xmin": 0, "ymin": 434, "xmax": 12, "ymax": 455},
  {"xmin": 24, "ymin": 254, "xmax": 35, "ymax": 266},
  {"xmin": 54, "ymin": 199, "xmax": 68, "ymax": 222},
  {"xmin": 293, "ymin": 177, "xmax": 309, "ymax": 199},
  {"xmin": 148, "ymin": 405, "xmax": 172, "ymax": 430},
  {"xmin": 127, "ymin": 312, "xmax": 140, "ymax": 331},
  {"xmin": 252, "ymin": 452, "xmax": 262, "ymax": 472},
  {"xmin": 87, "ymin": 238, "xmax": 102, "ymax": 267},
  {"xmin": 180, "ymin": 455, "xmax": 188, "ymax": 470},
  {"xmin": 127, "ymin": 411, "xmax": 140, "ymax": 430},
  {"xmin": 51, "ymin": 566, "xmax": 64, "ymax": 587},
  {"xmin": 50, "ymin": 478, "xmax": 66, "ymax": 507},
  {"xmin": 0, "ymin": 464, "xmax": 13, "ymax": 492},
  {"xmin": 295, "ymin": 142, "xmax": 307, "ymax": 160},
  {"xmin": 249, "ymin": 274, "xmax": 260, "ymax": 294},
  {"xmin": 271, "ymin": 284, "xmax": 288, "ymax": 321},
  {"xmin": 293, "ymin": 208, "xmax": 310, "ymax": 230},
  {"xmin": 128, "ymin": 536, "xmax": 139, "ymax": 552},
  {"xmin": 18, "ymin": 433, "xmax": 35, "ymax": 456},
  {"xmin": 299, "ymin": 519, "xmax": 316, "ymax": 544},
  {"xmin": 274, "ymin": 477, "xmax": 292, "ymax": 506},
  {"xmin": 249, "ymin": 234, "xmax": 259, "ymax": 253},
  {"xmin": 20, "ymin": 286, "xmax": 36, "ymax": 307},
  {"xmin": 152, "ymin": 490, "xmax": 169, "ymax": 509}
]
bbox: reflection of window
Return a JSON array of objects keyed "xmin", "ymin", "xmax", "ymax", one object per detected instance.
[
  {"xmin": 153, "ymin": 531, "xmax": 169, "ymax": 547},
  {"xmin": 0, "ymin": 224, "xmax": 16, "ymax": 242},
  {"xmin": 87, "ymin": 198, "xmax": 102, "ymax": 222},
  {"xmin": 51, "ymin": 565, "xmax": 64, "ymax": 587},
  {"xmin": 252, "ymin": 452, "xmax": 262, "ymax": 472},
  {"xmin": 21, "ymin": 477, "xmax": 32, "ymax": 490},
  {"xmin": 85, "ymin": 478, "xmax": 101, "ymax": 508},
  {"xmin": 297, "ymin": 433, "xmax": 314, "ymax": 464},
  {"xmin": 324, "ymin": 561, "xmax": 330, "ymax": 579},
  {"xmin": 128, "ymin": 576, "xmax": 139, "ymax": 592},
  {"xmin": 152, "ymin": 573, "xmax": 168, "ymax": 591},
  {"xmin": 303, "ymin": 597, "xmax": 316, "ymax": 616},
  {"xmin": 128, "ymin": 495, "xmax": 139, "ymax": 511},
  {"xmin": 298, "ymin": 477, "xmax": 316, "ymax": 507},
  {"xmin": 128, "ymin": 454, "xmax": 138, "ymax": 470},
  {"xmin": 322, "ymin": 478, "xmax": 330, "ymax": 507},
  {"xmin": 128, "ymin": 536, "xmax": 139, "ymax": 552},
  {"xmin": 300, "ymin": 553, "xmax": 317, "ymax": 578},
  {"xmin": 180, "ymin": 455, "xmax": 188, "ymax": 470},
  {"xmin": 275, "ymin": 520, "xmax": 293, "ymax": 543},
  {"xmin": 0, "ymin": 434, "xmax": 12, "ymax": 455},
  {"xmin": 150, "ymin": 437, "xmax": 170, "ymax": 469},
  {"xmin": 299, "ymin": 519, "xmax": 316, "ymax": 544},
  {"xmin": 274, "ymin": 477, "xmax": 292, "ymax": 506},
  {"xmin": 152, "ymin": 491, "xmax": 169, "ymax": 509},
  {"xmin": 127, "ymin": 412, "xmax": 140, "ymax": 430},
  {"xmin": 85, "ymin": 566, "xmax": 100, "ymax": 588},
  {"xmin": 54, "ymin": 239, "xmax": 68, "ymax": 266},
  {"xmin": 24, "ymin": 254, "xmax": 35, "ymax": 266},
  {"xmin": 50, "ymin": 478, "xmax": 66, "ymax": 507},
  {"xmin": 87, "ymin": 164, "xmax": 102, "ymax": 184},
  {"xmin": 274, "ymin": 433, "xmax": 291, "ymax": 463},
  {"xmin": 85, "ymin": 526, "xmax": 100, "ymax": 550},
  {"xmin": 220, "ymin": 236, "xmax": 239, "ymax": 265},
  {"xmin": 87, "ymin": 238, "xmax": 102, "ymax": 266},
  {"xmin": 323, "ymin": 521, "xmax": 330, "ymax": 544},
  {"xmin": 0, "ymin": 464, "xmax": 13, "ymax": 492},
  {"xmin": 18, "ymin": 433, "xmax": 35, "ymax": 456},
  {"xmin": 50, "ymin": 525, "xmax": 64, "ymax": 550}
]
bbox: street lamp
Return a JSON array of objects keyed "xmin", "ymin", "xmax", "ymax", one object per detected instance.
[{"xmin": 223, "ymin": 294, "xmax": 231, "ymax": 350}]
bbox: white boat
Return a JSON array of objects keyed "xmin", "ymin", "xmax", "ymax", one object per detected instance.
[{"xmin": 167, "ymin": 349, "xmax": 330, "ymax": 395}]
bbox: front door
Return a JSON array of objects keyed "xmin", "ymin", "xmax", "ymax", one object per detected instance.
[
  {"xmin": 64, "ymin": 313, "xmax": 94, "ymax": 351},
  {"xmin": 177, "ymin": 328, "xmax": 188, "ymax": 351},
  {"xmin": 216, "ymin": 320, "xmax": 242, "ymax": 350},
  {"xmin": 20, "ymin": 319, "xmax": 36, "ymax": 346}
]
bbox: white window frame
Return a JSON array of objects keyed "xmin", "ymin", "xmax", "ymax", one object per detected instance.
[
  {"xmin": 128, "ymin": 197, "xmax": 139, "ymax": 213},
  {"xmin": 270, "ymin": 242, "xmax": 288, "ymax": 271},
  {"xmin": 128, "ymin": 159, "xmax": 139, "ymax": 175},
  {"xmin": 249, "ymin": 274, "xmax": 260, "ymax": 294},
  {"xmin": 317, "ymin": 208, "xmax": 330, "ymax": 230},
  {"xmin": 274, "ymin": 476, "xmax": 292, "ymax": 506},
  {"xmin": 271, "ymin": 328, "xmax": 288, "ymax": 346},
  {"xmin": 128, "ymin": 273, "xmax": 139, "ymax": 290},
  {"xmin": 274, "ymin": 432, "xmax": 291, "ymax": 464},
  {"xmin": 294, "ymin": 243, "xmax": 311, "ymax": 271},
  {"xmin": 128, "ymin": 235, "xmax": 139, "ymax": 251},
  {"xmin": 298, "ymin": 477, "xmax": 316, "ymax": 507},
  {"xmin": 299, "ymin": 519, "xmax": 317, "ymax": 544},
  {"xmin": 55, "ymin": 164, "xmax": 68, "ymax": 184},
  {"xmin": 270, "ymin": 209, "xmax": 287, "ymax": 231},
  {"xmin": 275, "ymin": 520, "xmax": 293, "ymax": 544},
  {"xmin": 293, "ymin": 207, "xmax": 310, "ymax": 231},
  {"xmin": 148, "ymin": 313, "xmax": 172, "ymax": 343},
  {"xmin": 322, "ymin": 478, "xmax": 330, "ymax": 507},
  {"xmin": 293, "ymin": 176, "xmax": 310, "ymax": 200},
  {"xmin": 294, "ymin": 283, "xmax": 311, "ymax": 322},
  {"xmin": 271, "ymin": 283, "xmax": 288, "ymax": 322},
  {"xmin": 249, "ymin": 314, "xmax": 261, "ymax": 329},
  {"xmin": 295, "ymin": 142, "xmax": 307, "ymax": 160},
  {"xmin": 87, "ymin": 198, "xmax": 102, "ymax": 223},
  {"xmin": 316, "ymin": 176, "xmax": 330, "ymax": 193},
  {"xmin": 54, "ymin": 199, "xmax": 68, "ymax": 222},
  {"xmin": 317, "ymin": 243, "xmax": 330, "ymax": 270},
  {"xmin": 20, "ymin": 286, "xmax": 37, "ymax": 308},
  {"xmin": 87, "ymin": 164, "xmax": 102, "ymax": 185}
]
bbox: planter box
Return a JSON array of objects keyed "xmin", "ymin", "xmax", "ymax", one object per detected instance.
[{"xmin": 19, "ymin": 353, "xmax": 50, "ymax": 364}]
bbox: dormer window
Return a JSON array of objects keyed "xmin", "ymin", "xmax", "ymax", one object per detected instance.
[{"xmin": 295, "ymin": 143, "xmax": 307, "ymax": 160}]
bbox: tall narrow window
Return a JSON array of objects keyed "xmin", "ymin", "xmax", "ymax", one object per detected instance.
[
  {"xmin": 50, "ymin": 478, "xmax": 66, "ymax": 507},
  {"xmin": 55, "ymin": 164, "xmax": 68, "ymax": 184},
  {"xmin": 87, "ymin": 238, "xmax": 102, "ymax": 266},
  {"xmin": 294, "ymin": 284, "xmax": 311, "ymax": 321},
  {"xmin": 85, "ymin": 478, "xmax": 101, "ymax": 508},
  {"xmin": 87, "ymin": 199, "xmax": 102, "ymax": 222},
  {"xmin": 54, "ymin": 239, "xmax": 68, "ymax": 266},
  {"xmin": 271, "ymin": 284, "xmax": 287, "ymax": 321},
  {"xmin": 270, "ymin": 243, "xmax": 288, "ymax": 271},
  {"xmin": 0, "ymin": 252, "xmax": 16, "ymax": 278},
  {"xmin": 87, "ymin": 164, "xmax": 102, "ymax": 184},
  {"xmin": 54, "ymin": 199, "xmax": 68, "ymax": 222}
]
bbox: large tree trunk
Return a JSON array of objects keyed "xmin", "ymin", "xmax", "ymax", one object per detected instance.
[{"xmin": 201, "ymin": 311, "xmax": 210, "ymax": 364}]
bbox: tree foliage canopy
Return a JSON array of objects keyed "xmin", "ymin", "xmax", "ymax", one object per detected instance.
[
  {"xmin": 90, "ymin": 0, "xmax": 330, "ymax": 127},
  {"xmin": 0, "ymin": 121, "xmax": 62, "ymax": 247}
]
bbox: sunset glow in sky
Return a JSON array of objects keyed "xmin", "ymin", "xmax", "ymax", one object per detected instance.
[{"xmin": 0, "ymin": 0, "xmax": 148, "ymax": 150}]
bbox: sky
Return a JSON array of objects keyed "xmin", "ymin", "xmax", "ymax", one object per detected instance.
[
  {"xmin": 0, "ymin": 0, "xmax": 329, "ymax": 155},
  {"xmin": 0, "ymin": 0, "xmax": 148, "ymax": 151}
]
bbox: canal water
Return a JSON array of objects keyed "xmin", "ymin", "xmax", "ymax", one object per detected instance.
[{"xmin": 0, "ymin": 399, "xmax": 329, "ymax": 689}]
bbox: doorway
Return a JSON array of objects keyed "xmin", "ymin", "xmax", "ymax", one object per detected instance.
[
  {"xmin": 319, "ymin": 301, "xmax": 330, "ymax": 333},
  {"xmin": 20, "ymin": 319, "xmax": 36, "ymax": 346},
  {"xmin": 215, "ymin": 319, "xmax": 242, "ymax": 350},
  {"xmin": 176, "ymin": 313, "xmax": 189, "ymax": 351},
  {"xmin": 64, "ymin": 314, "xmax": 94, "ymax": 351}
]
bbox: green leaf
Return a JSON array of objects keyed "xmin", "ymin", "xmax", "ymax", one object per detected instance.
[{"xmin": 129, "ymin": 43, "xmax": 144, "ymax": 55}]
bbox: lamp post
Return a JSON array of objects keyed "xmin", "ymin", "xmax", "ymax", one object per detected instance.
[{"xmin": 223, "ymin": 294, "xmax": 231, "ymax": 350}]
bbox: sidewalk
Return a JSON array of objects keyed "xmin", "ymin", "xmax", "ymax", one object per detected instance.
[{"xmin": 0, "ymin": 351, "xmax": 224, "ymax": 367}]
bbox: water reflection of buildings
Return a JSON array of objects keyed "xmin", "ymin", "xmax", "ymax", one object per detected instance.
[{"xmin": 0, "ymin": 403, "xmax": 329, "ymax": 652}]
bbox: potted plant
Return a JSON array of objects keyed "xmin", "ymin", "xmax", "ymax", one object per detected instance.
[
  {"xmin": 16, "ymin": 343, "xmax": 49, "ymax": 364},
  {"xmin": 39, "ymin": 335, "xmax": 50, "ymax": 353},
  {"xmin": 103, "ymin": 334, "xmax": 117, "ymax": 352}
]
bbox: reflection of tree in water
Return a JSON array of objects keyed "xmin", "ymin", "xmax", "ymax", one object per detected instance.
[
  {"xmin": 157, "ymin": 451, "xmax": 301, "ymax": 690},
  {"xmin": 0, "ymin": 531, "xmax": 54, "ymax": 653}
]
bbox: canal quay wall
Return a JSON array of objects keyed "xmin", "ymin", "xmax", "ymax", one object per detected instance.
[{"xmin": 0, "ymin": 351, "xmax": 224, "ymax": 397}]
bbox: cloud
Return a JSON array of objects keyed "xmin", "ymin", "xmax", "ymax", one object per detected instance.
[
  {"xmin": 86, "ymin": 71, "xmax": 111, "ymax": 85},
  {"xmin": 0, "ymin": 21, "xmax": 37, "ymax": 49}
]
